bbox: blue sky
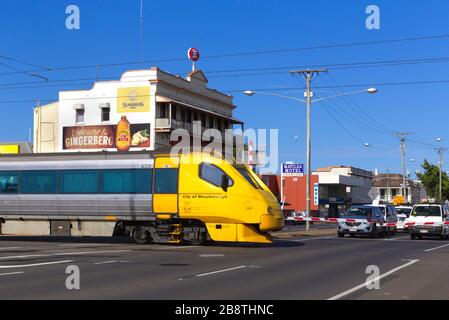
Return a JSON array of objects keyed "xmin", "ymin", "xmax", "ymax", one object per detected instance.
[{"xmin": 1, "ymin": 0, "xmax": 449, "ymax": 175}]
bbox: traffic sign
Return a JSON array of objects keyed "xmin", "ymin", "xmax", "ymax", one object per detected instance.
[{"xmin": 282, "ymin": 163, "xmax": 304, "ymax": 177}]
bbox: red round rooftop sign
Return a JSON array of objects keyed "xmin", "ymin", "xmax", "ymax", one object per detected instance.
[{"xmin": 187, "ymin": 47, "xmax": 200, "ymax": 62}]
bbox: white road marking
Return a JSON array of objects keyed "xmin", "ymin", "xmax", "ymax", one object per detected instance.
[
  {"xmin": 0, "ymin": 247, "xmax": 23, "ymax": 251},
  {"xmin": 199, "ymin": 254, "xmax": 224, "ymax": 257},
  {"xmin": 94, "ymin": 260, "xmax": 118, "ymax": 265},
  {"xmin": 158, "ymin": 246, "xmax": 200, "ymax": 250},
  {"xmin": 0, "ymin": 271, "xmax": 24, "ymax": 276},
  {"xmin": 288, "ymin": 236, "xmax": 337, "ymax": 242},
  {"xmin": 385, "ymin": 236, "xmax": 410, "ymax": 241},
  {"xmin": 327, "ymin": 259, "xmax": 419, "ymax": 300},
  {"xmin": 0, "ymin": 260, "xmax": 73, "ymax": 269},
  {"xmin": 0, "ymin": 249, "xmax": 132, "ymax": 261},
  {"xmin": 58, "ymin": 243, "xmax": 114, "ymax": 247},
  {"xmin": 424, "ymin": 243, "xmax": 449, "ymax": 252},
  {"xmin": 196, "ymin": 265, "xmax": 247, "ymax": 277}
]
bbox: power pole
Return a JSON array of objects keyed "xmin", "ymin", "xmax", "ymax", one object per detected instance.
[
  {"xmin": 435, "ymin": 147, "xmax": 447, "ymax": 202},
  {"xmin": 290, "ymin": 69, "xmax": 327, "ymax": 231},
  {"xmin": 386, "ymin": 169, "xmax": 389, "ymax": 203},
  {"xmin": 393, "ymin": 132, "xmax": 413, "ymax": 204}
]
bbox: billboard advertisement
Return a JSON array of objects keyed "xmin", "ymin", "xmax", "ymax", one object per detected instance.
[
  {"xmin": 63, "ymin": 120, "xmax": 150, "ymax": 151},
  {"xmin": 117, "ymin": 87, "xmax": 150, "ymax": 113},
  {"xmin": 0, "ymin": 145, "xmax": 20, "ymax": 154}
]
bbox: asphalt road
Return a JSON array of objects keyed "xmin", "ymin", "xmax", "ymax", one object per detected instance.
[{"xmin": 0, "ymin": 230, "xmax": 448, "ymax": 300}]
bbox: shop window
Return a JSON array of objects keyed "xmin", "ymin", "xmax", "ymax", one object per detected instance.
[
  {"xmin": 76, "ymin": 108, "xmax": 84, "ymax": 123},
  {"xmin": 101, "ymin": 106, "xmax": 110, "ymax": 122}
]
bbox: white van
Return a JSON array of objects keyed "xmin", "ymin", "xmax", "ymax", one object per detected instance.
[{"xmin": 407, "ymin": 204, "xmax": 449, "ymax": 240}]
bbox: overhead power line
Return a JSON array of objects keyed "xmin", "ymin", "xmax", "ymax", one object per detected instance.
[{"xmin": 0, "ymin": 32, "xmax": 448, "ymax": 77}]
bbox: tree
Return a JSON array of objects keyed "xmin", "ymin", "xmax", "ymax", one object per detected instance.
[{"xmin": 416, "ymin": 160, "xmax": 449, "ymax": 201}]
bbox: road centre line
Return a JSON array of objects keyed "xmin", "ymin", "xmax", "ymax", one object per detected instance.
[
  {"xmin": 424, "ymin": 243, "xmax": 449, "ymax": 252},
  {"xmin": 94, "ymin": 260, "xmax": 118, "ymax": 265},
  {"xmin": 158, "ymin": 246, "xmax": 200, "ymax": 250},
  {"xmin": 196, "ymin": 265, "xmax": 247, "ymax": 277},
  {"xmin": 0, "ymin": 260, "xmax": 74, "ymax": 269},
  {"xmin": 58, "ymin": 243, "xmax": 115, "ymax": 247},
  {"xmin": 327, "ymin": 259, "xmax": 419, "ymax": 300},
  {"xmin": 0, "ymin": 249, "xmax": 132, "ymax": 261},
  {"xmin": 199, "ymin": 254, "xmax": 225, "ymax": 257},
  {"xmin": 385, "ymin": 235, "xmax": 410, "ymax": 240},
  {"xmin": 0, "ymin": 272, "xmax": 24, "ymax": 276},
  {"xmin": 288, "ymin": 236, "xmax": 337, "ymax": 242}
]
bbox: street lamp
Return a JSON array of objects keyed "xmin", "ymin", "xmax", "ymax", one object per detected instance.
[{"xmin": 243, "ymin": 87, "xmax": 378, "ymax": 230}]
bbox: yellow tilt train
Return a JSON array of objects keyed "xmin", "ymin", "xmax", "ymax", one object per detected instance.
[{"xmin": 0, "ymin": 151, "xmax": 284, "ymax": 244}]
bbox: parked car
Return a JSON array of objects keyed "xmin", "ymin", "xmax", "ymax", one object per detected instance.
[
  {"xmin": 370, "ymin": 204, "xmax": 398, "ymax": 235},
  {"xmin": 407, "ymin": 204, "xmax": 449, "ymax": 240},
  {"xmin": 337, "ymin": 205, "xmax": 386, "ymax": 238},
  {"xmin": 395, "ymin": 205, "xmax": 413, "ymax": 232},
  {"xmin": 284, "ymin": 210, "xmax": 306, "ymax": 225}
]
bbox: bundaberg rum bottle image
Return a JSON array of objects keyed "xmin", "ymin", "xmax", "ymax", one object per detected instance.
[{"xmin": 116, "ymin": 115, "xmax": 131, "ymax": 152}]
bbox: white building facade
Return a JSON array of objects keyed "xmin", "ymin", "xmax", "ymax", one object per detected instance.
[{"xmin": 34, "ymin": 67, "xmax": 243, "ymax": 154}]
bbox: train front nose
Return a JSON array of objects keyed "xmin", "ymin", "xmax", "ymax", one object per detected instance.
[{"xmin": 259, "ymin": 205, "xmax": 284, "ymax": 232}]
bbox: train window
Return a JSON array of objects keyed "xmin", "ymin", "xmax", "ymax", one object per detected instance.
[
  {"xmin": 233, "ymin": 165, "xmax": 261, "ymax": 189},
  {"xmin": 0, "ymin": 172, "xmax": 19, "ymax": 194},
  {"xmin": 22, "ymin": 171, "xmax": 57, "ymax": 194},
  {"xmin": 61, "ymin": 171, "xmax": 99, "ymax": 193},
  {"xmin": 154, "ymin": 169, "xmax": 178, "ymax": 194},
  {"xmin": 102, "ymin": 169, "xmax": 152, "ymax": 194},
  {"xmin": 199, "ymin": 163, "xmax": 234, "ymax": 188}
]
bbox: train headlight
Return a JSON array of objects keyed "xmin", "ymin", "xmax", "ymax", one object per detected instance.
[{"xmin": 267, "ymin": 207, "xmax": 275, "ymax": 214}]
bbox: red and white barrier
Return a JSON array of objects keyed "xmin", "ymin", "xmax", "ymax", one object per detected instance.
[{"xmin": 293, "ymin": 216, "xmax": 449, "ymax": 227}]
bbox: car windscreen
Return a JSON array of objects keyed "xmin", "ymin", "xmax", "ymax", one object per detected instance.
[
  {"xmin": 396, "ymin": 208, "xmax": 411, "ymax": 216},
  {"xmin": 377, "ymin": 206, "xmax": 385, "ymax": 214},
  {"xmin": 343, "ymin": 207, "xmax": 372, "ymax": 218},
  {"xmin": 411, "ymin": 206, "xmax": 441, "ymax": 217}
]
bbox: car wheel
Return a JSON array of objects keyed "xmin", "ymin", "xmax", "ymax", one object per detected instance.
[
  {"xmin": 337, "ymin": 232, "xmax": 344, "ymax": 238},
  {"xmin": 378, "ymin": 229, "xmax": 385, "ymax": 238},
  {"xmin": 410, "ymin": 234, "xmax": 416, "ymax": 240}
]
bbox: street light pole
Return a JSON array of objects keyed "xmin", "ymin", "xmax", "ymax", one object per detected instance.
[
  {"xmin": 290, "ymin": 69, "xmax": 327, "ymax": 231},
  {"xmin": 393, "ymin": 132, "xmax": 413, "ymax": 203},
  {"xmin": 305, "ymin": 72, "xmax": 312, "ymax": 231},
  {"xmin": 243, "ymin": 83, "xmax": 377, "ymax": 231},
  {"xmin": 436, "ymin": 147, "xmax": 447, "ymax": 202}
]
